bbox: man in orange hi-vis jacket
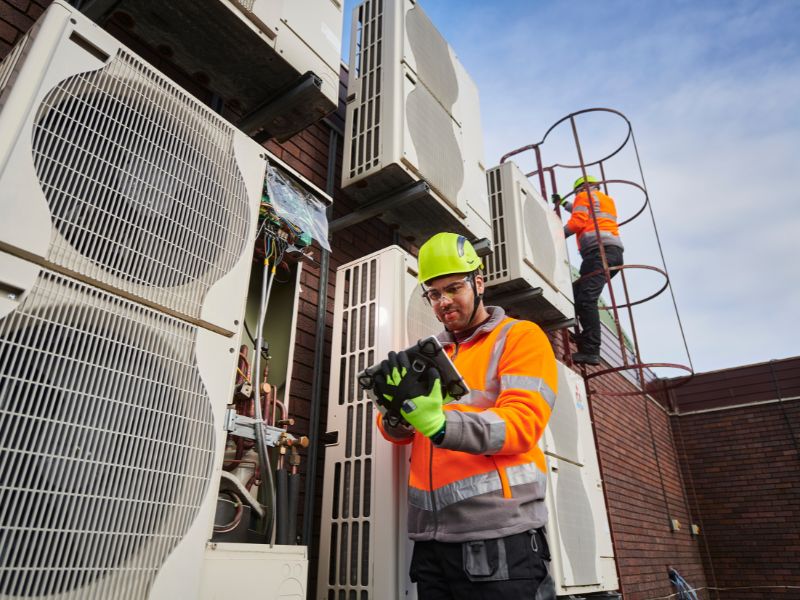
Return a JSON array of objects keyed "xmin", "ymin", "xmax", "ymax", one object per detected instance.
[
  {"xmin": 372, "ymin": 233, "xmax": 558, "ymax": 600},
  {"xmin": 555, "ymin": 175, "xmax": 625, "ymax": 365}
]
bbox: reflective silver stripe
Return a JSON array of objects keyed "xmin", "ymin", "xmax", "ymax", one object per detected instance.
[
  {"xmin": 408, "ymin": 460, "xmax": 546, "ymax": 512},
  {"xmin": 409, "ymin": 469, "xmax": 502, "ymax": 511},
  {"xmin": 573, "ymin": 205, "xmax": 616, "ymax": 221},
  {"xmin": 500, "ymin": 375, "xmax": 556, "ymax": 409},
  {"xmin": 485, "ymin": 321, "xmax": 519, "ymax": 394},
  {"xmin": 460, "ymin": 389, "xmax": 495, "ymax": 408},
  {"xmin": 581, "ymin": 230, "xmax": 619, "ymax": 242},
  {"xmin": 506, "ymin": 461, "xmax": 547, "ymax": 488}
]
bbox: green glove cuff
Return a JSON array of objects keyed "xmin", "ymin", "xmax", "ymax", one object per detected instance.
[{"xmin": 400, "ymin": 378, "xmax": 446, "ymax": 438}]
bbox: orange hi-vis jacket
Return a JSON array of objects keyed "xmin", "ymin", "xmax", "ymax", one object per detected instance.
[
  {"xmin": 565, "ymin": 189, "xmax": 624, "ymax": 255},
  {"xmin": 378, "ymin": 307, "xmax": 557, "ymax": 542}
]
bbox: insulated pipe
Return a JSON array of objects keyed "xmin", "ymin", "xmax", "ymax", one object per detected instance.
[
  {"xmin": 252, "ymin": 258, "xmax": 278, "ymax": 540},
  {"xmin": 275, "ymin": 468, "xmax": 289, "ymax": 545},
  {"xmin": 287, "ymin": 472, "xmax": 300, "ymax": 545}
]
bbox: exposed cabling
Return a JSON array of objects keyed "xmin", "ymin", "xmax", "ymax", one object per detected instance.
[{"xmin": 212, "ymin": 161, "xmax": 316, "ymax": 545}]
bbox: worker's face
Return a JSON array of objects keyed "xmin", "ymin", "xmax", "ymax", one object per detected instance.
[{"xmin": 423, "ymin": 272, "xmax": 484, "ymax": 332}]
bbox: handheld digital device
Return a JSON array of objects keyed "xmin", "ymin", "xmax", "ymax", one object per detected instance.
[{"xmin": 358, "ymin": 337, "xmax": 469, "ymax": 424}]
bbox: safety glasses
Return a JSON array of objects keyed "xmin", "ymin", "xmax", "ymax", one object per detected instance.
[{"xmin": 421, "ymin": 275, "xmax": 472, "ymax": 304}]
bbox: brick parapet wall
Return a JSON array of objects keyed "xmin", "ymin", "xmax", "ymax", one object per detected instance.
[{"xmin": 670, "ymin": 380, "xmax": 800, "ymax": 599}]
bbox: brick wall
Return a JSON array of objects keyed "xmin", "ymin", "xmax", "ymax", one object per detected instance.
[
  {"xmin": 0, "ymin": 0, "xmax": 46, "ymax": 55},
  {"xmin": 668, "ymin": 358, "xmax": 800, "ymax": 599}
]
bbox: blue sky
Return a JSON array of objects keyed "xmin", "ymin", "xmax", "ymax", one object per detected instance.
[{"xmin": 341, "ymin": 0, "xmax": 800, "ymax": 374}]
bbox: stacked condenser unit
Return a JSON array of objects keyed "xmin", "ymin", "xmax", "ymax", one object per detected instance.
[
  {"xmin": 542, "ymin": 363, "xmax": 619, "ymax": 596},
  {"xmin": 81, "ymin": 0, "xmax": 344, "ymax": 141},
  {"xmin": 0, "ymin": 2, "xmax": 309, "ymax": 598},
  {"xmin": 342, "ymin": 0, "xmax": 492, "ymax": 243},
  {"xmin": 484, "ymin": 161, "xmax": 575, "ymax": 329},
  {"xmin": 318, "ymin": 247, "xmax": 441, "ymax": 599}
]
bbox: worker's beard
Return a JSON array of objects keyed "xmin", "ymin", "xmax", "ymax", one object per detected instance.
[{"xmin": 436, "ymin": 304, "xmax": 469, "ymax": 332}]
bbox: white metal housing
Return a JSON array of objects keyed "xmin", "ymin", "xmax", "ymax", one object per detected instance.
[
  {"xmin": 484, "ymin": 161, "xmax": 575, "ymax": 329},
  {"xmin": 541, "ymin": 362, "xmax": 619, "ymax": 596},
  {"xmin": 0, "ymin": 0, "xmax": 266, "ymax": 333},
  {"xmin": 318, "ymin": 246, "xmax": 440, "ymax": 599},
  {"xmin": 81, "ymin": 0, "xmax": 343, "ymax": 141},
  {"xmin": 0, "ymin": 3, "xmax": 263, "ymax": 598},
  {"xmin": 342, "ymin": 0, "xmax": 492, "ymax": 243},
  {"xmin": 200, "ymin": 543, "xmax": 307, "ymax": 599}
]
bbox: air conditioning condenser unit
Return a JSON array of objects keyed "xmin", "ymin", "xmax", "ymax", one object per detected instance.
[
  {"xmin": 540, "ymin": 361, "xmax": 619, "ymax": 596},
  {"xmin": 342, "ymin": 0, "xmax": 492, "ymax": 244},
  {"xmin": 318, "ymin": 245, "xmax": 442, "ymax": 599},
  {"xmin": 81, "ymin": 0, "xmax": 343, "ymax": 141},
  {"xmin": 484, "ymin": 161, "xmax": 574, "ymax": 330},
  {"xmin": 0, "ymin": 3, "xmax": 267, "ymax": 597}
]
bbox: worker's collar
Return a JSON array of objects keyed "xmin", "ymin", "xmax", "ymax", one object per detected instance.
[{"xmin": 437, "ymin": 306, "xmax": 506, "ymax": 346}]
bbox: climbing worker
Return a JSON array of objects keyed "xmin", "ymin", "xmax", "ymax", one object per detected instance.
[
  {"xmin": 554, "ymin": 175, "xmax": 624, "ymax": 365},
  {"xmin": 372, "ymin": 232, "xmax": 558, "ymax": 599}
]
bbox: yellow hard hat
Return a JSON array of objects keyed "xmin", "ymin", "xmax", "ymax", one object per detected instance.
[
  {"xmin": 573, "ymin": 175, "xmax": 599, "ymax": 190},
  {"xmin": 417, "ymin": 233, "xmax": 483, "ymax": 284}
]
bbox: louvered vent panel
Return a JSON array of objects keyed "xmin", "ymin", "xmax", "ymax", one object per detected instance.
[
  {"xmin": 349, "ymin": 0, "xmax": 383, "ymax": 178},
  {"xmin": 232, "ymin": 0, "xmax": 256, "ymax": 12},
  {"xmin": 327, "ymin": 258, "xmax": 377, "ymax": 597},
  {"xmin": 31, "ymin": 50, "xmax": 251, "ymax": 320},
  {"xmin": 0, "ymin": 270, "xmax": 214, "ymax": 599},
  {"xmin": 0, "ymin": 30, "xmax": 31, "ymax": 100},
  {"xmin": 485, "ymin": 168, "xmax": 507, "ymax": 281}
]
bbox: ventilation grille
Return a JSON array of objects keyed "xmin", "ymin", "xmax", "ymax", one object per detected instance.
[
  {"xmin": 485, "ymin": 168, "xmax": 507, "ymax": 281},
  {"xmin": 0, "ymin": 269, "xmax": 215, "ymax": 599},
  {"xmin": 348, "ymin": 0, "xmax": 383, "ymax": 178},
  {"xmin": 0, "ymin": 30, "xmax": 31, "ymax": 102},
  {"xmin": 327, "ymin": 258, "xmax": 378, "ymax": 598},
  {"xmin": 31, "ymin": 49, "xmax": 251, "ymax": 320},
  {"xmin": 232, "ymin": 0, "xmax": 256, "ymax": 12}
]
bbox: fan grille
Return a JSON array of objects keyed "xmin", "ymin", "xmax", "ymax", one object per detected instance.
[
  {"xmin": 31, "ymin": 50, "xmax": 251, "ymax": 320},
  {"xmin": 0, "ymin": 270, "xmax": 215, "ymax": 598}
]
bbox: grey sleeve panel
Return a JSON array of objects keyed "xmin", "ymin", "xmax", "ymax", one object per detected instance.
[
  {"xmin": 438, "ymin": 410, "xmax": 506, "ymax": 455},
  {"xmin": 563, "ymin": 224, "xmax": 574, "ymax": 238},
  {"xmin": 382, "ymin": 418, "xmax": 415, "ymax": 441}
]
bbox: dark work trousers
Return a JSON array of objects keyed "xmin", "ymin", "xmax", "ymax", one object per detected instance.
[
  {"xmin": 410, "ymin": 529, "xmax": 556, "ymax": 599},
  {"xmin": 573, "ymin": 245, "xmax": 624, "ymax": 355}
]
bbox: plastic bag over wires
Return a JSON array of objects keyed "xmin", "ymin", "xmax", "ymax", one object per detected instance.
[{"xmin": 264, "ymin": 164, "xmax": 330, "ymax": 252}]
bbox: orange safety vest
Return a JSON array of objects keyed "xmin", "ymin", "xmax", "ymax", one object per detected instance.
[
  {"xmin": 566, "ymin": 189, "xmax": 624, "ymax": 254},
  {"xmin": 378, "ymin": 307, "xmax": 557, "ymax": 542}
]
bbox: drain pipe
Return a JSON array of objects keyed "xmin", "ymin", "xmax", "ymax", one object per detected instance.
[{"xmin": 302, "ymin": 127, "xmax": 338, "ymax": 546}]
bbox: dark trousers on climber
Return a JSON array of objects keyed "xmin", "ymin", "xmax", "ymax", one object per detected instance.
[{"xmin": 573, "ymin": 245, "xmax": 624, "ymax": 357}]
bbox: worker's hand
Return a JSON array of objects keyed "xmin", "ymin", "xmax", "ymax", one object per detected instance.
[
  {"xmin": 374, "ymin": 350, "xmax": 412, "ymax": 406},
  {"xmin": 551, "ymin": 193, "xmax": 564, "ymax": 206},
  {"xmin": 400, "ymin": 368, "xmax": 446, "ymax": 438}
]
